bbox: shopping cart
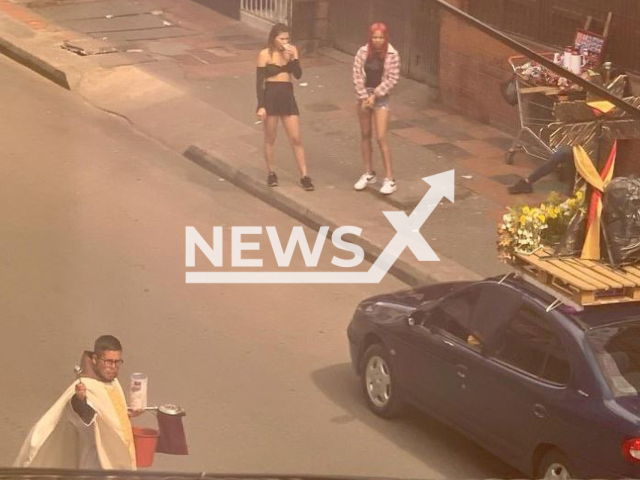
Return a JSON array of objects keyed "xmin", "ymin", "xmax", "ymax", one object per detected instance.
[{"xmin": 504, "ymin": 53, "xmax": 559, "ymax": 165}]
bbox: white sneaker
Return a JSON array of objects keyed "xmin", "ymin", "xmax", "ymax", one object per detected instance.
[
  {"xmin": 380, "ymin": 178, "xmax": 397, "ymax": 195},
  {"xmin": 354, "ymin": 172, "xmax": 377, "ymax": 191}
]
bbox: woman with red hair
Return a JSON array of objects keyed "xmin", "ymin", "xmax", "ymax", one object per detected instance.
[{"xmin": 352, "ymin": 22, "xmax": 400, "ymax": 195}]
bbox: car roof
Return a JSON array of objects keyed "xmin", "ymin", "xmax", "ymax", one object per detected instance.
[{"xmin": 489, "ymin": 275, "xmax": 640, "ymax": 330}]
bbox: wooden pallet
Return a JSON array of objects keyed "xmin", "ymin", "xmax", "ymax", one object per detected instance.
[{"xmin": 511, "ymin": 248, "xmax": 640, "ymax": 306}]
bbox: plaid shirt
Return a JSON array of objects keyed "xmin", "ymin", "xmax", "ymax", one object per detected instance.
[{"xmin": 353, "ymin": 44, "xmax": 400, "ymax": 100}]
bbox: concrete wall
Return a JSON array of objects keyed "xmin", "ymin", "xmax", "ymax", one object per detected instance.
[
  {"xmin": 192, "ymin": 0, "xmax": 240, "ymax": 20},
  {"xmin": 291, "ymin": 0, "xmax": 330, "ymax": 53}
]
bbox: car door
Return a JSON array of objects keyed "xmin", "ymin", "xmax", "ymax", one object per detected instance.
[
  {"xmin": 462, "ymin": 299, "xmax": 571, "ymax": 465},
  {"xmin": 399, "ymin": 285, "xmax": 483, "ymax": 420}
]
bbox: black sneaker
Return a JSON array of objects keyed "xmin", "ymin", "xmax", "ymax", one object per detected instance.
[
  {"xmin": 299, "ymin": 175, "xmax": 314, "ymax": 191},
  {"xmin": 267, "ymin": 171, "xmax": 278, "ymax": 187},
  {"xmin": 507, "ymin": 178, "xmax": 533, "ymax": 194}
]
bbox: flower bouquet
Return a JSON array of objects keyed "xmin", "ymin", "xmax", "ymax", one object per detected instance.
[{"xmin": 497, "ymin": 191, "xmax": 585, "ymax": 263}]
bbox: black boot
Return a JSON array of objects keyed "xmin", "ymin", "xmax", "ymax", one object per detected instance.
[{"xmin": 508, "ymin": 178, "xmax": 533, "ymax": 194}]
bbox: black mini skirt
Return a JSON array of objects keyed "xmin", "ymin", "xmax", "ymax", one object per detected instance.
[{"xmin": 264, "ymin": 81, "xmax": 299, "ymax": 116}]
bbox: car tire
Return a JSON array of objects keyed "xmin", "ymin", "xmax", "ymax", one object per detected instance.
[
  {"xmin": 537, "ymin": 449, "xmax": 575, "ymax": 480},
  {"xmin": 361, "ymin": 343, "xmax": 404, "ymax": 418}
]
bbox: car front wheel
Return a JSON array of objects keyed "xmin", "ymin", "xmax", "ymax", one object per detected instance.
[
  {"xmin": 361, "ymin": 344, "xmax": 403, "ymax": 418},
  {"xmin": 538, "ymin": 450, "xmax": 575, "ymax": 480}
]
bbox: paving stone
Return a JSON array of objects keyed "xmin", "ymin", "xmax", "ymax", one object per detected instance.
[
  {"xmin": 303, "ymin": 102, "xmax": 341, "ymax": 113},
  {"xmin": 96, "ymin": 27, "xmax": 195, "ymax": 42},
  {"xmin": 484, "ymin": 136, "xmax": 515, "ymax": 150},
  {"xmin": 33, "ymin": 0, "xmax": 150, "ymax": 21},
  {"xmin": 388, "ymin": 119, "xmax": 413, "ymax": 130},
  {"xmin": 392, "ymin": 127, "xmax": 446, "ymax": 146},
  {"xmin": 423, "ymin": 142, "xmax": 473, "ymax": 160},
  {"xmin": 421, "ymin": 122, "xmax": 474, "ymax": 141}
]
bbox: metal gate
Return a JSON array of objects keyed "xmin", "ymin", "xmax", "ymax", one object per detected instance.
[{"xmin": 241, "ymin": 0, "xmax": 292, "ymax": 25}]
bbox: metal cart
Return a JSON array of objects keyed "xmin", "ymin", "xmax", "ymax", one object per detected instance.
[{"xmin": 505, "ymin": 53, "xmax": 559, "ymax": 165}]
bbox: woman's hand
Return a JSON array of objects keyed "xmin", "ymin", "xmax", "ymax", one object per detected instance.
[
  {"xmin": 283, "ymin": 44, "xmax": 297, "ymax": 61},
  {"xmin": 256, "ymin": 108, "xmax": 266, "ymax": 122},
  {"xmin": 364, "ymin": 95, "xmax": 375, "ymax": 109}
]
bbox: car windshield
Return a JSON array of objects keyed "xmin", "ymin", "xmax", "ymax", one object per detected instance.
[{"xmin": 587, "ymin": 320, "xmax": 640, "ymax": 397}]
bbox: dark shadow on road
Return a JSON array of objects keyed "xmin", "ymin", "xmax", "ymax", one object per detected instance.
[{"xmin": 311, "ymin": 363, "xmax": 522, "ymax": 480}]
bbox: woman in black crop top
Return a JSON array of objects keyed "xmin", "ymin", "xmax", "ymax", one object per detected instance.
[{"xmin": 256, "ymin": 23, "xmax": 313, "ymax": 191}]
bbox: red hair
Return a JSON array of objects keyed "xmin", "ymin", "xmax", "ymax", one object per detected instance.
[{"xmin": 367, "ymin": 22, "xmax": 389, "ymax": 59}]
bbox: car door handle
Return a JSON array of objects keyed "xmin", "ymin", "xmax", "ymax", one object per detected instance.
[
  {"xmin": 456, "ymin": 365, "xmax": 468, "ymax": 379},
  {"xmin": 533, "ymin": 404, "xmax": 547, "ymax": 419}
]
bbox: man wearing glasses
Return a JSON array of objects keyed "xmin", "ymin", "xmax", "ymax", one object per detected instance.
[{"xmin": 15, "ymin": 335, "xmax": 142, "ymax": 470}]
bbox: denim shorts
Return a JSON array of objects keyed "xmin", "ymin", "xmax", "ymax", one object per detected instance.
[{"xmin": 365, "ymin": 87, "xmax": 390, "ymax": 109}]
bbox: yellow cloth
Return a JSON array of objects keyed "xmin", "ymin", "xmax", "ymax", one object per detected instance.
[
  {"xmin": 14, "ymin": 378, "xmax": 137, "ymax": 470},
  {"xmin": 104, "ymin": 382, "xmax": 137, "ymax": 466},
  {"xmin": 587, "ymin": 100, "xmax": 615, "ymax": 114},
  {"xmin": 573, "ymin": 145, "xmax": 616, "ymax": 260}
]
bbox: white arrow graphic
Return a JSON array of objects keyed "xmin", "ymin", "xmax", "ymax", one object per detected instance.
[{"xmin": 186, "ymin": 170, "xmax": 455, "ymax": 284}]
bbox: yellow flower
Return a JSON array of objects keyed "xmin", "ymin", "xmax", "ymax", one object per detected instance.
[
  {"xmin": 523, "ymin": 206, "xmax": 530, "ymax": 214},
  {"xmin": 576, "ymin": 191, "xmax": 583, "ymax": 200},
  {"xmin": 538, "ymin": 214, "xmax": 546, "ymax": 222},
  {"xmin": 519, "ymin": 215, "xmax": 526, "ymax": 225}
]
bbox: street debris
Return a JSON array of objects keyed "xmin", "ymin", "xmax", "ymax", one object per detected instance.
[
  {"xmin": 299, "ymin": 82, "xmax": 309, "ymax": 87},
  {"xmin": 62, "ymin": 39, "xmax": 117, "ymax": 56},
  {"xmin": 461, "ymin": 175, "xmax": 474, "ymax": 179},
  {"xmin": 126, "ymin": 49, "xmax": 144, "ymax": 53},
  {"xmin": 105, "ymin": 14, "xmax": 114, "ymax": 19},
  {"xmin": 218, "ymin": 178, "xmax": 225, "ymax": 182},
  {"xmin": 150, "ymin": 10, "xmax": 163, "ymax": 15},
  {"xmin": 163, "ymin": 20, "xmax": 172, "ymax": 26}
]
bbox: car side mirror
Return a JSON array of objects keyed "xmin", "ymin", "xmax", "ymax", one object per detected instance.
[{"xmin": 407, "ymin": 310, "xmax": 432, "ymax": 329}]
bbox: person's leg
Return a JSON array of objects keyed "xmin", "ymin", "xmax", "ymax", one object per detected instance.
[
  {"xmin": 358, "ymin": 104, "xmax": 374, "ymax": 173},
  {"xmin": 508, "ymin": 145, "xmax": 574, "ymax": 194},
  {"xmin": 264, "ymin": 115, "xmax": 279, "ymax": 173},
  {"xmin": 280, "ymin": 115, "xmax": 308, "ymax": 177},
  {"xmin": 373, "ymin": 107, "xmax": 393, "ymax": 179},
  {"xmin": 528, "ymin": 145, "xmax": 574, "ymax": 184},
  {"xmin": 354, "ymin": 103, "xmax": 376, "ymax": 190},
  {"xmin": 374, "ymin": 105, "xmax": 396, "ymax": 194}
]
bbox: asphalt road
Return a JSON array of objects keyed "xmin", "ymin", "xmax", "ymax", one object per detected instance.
[{"xmin": 0, "ymin": 54, "xmax": 520, "ymax": 479}]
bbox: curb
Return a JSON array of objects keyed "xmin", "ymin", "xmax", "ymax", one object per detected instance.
[
  {"xmin": 0, "ymin": 36, "xmax": 70, "ymax": 89},
  {"xmin": 184, "ymin": 145, "xmax": 442, "ymax": 287}
]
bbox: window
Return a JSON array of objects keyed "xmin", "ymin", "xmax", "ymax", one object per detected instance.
[
  {"xmin": 587, "ymin": 321, "xmax": 640, "ymax": 397},
  {"xmin": 432, "ymin": 287, "xmax": 481, "ymax": 348},
  {"xmin": 493, "ymin": 306, "xmax": 570, "ymax": 384}
]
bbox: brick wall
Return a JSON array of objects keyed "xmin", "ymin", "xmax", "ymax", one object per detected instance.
[
  {"xmin": 438, "ymin": 0, "xmax": 639, "ymax": 175},
  {"xmin": 438, "ymin": 0, "xmax": 519, "ymax": 134}
]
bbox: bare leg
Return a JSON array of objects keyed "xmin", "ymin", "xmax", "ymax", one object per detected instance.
[
  {"xmin": 264, "ymin": 115, "xmax": 279, "ymax": 172},
  {"xmin": 357, "ymin": 103, "xmax": 374, "ymax": 173},
  {"xmin": 281, "ymin": 115, "xmax": 308, "ymax": 176},
  {"xmin": 374, "ymin": 108, "xmax": 393, "ymax": 179}
]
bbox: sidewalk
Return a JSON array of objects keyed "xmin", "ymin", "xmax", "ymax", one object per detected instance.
[{"xmin": 0, "ymin": 0, "xmax": 567, "ymax": 284}]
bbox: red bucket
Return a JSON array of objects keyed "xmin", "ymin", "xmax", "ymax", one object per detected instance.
[{"xmin": 132, "ymin": 426, "xmax": 160, "ymax": 468}]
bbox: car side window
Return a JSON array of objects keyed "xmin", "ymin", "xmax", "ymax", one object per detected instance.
[
  {"xmin": 432, "ymin": 288, "xmax": 482, "ymax": 350},
  {"xmin": 492, "ymin": 306, "xmax": 570, "ymax": 384},
  {"xmin": 541, "ymin": 338, "xmax": 571, "ymax": 384}
]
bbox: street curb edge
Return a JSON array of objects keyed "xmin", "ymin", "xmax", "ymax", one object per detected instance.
[
  {"xmin": 0, "ymin": 35, "xmax": 70, "ymax": 89},
  {"xmin": 184, "ymin": 145, "xmax": 441, "ymax": 287}
]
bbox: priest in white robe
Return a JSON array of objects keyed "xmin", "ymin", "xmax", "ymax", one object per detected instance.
[{"xmin": 14, "ymin": 335, "xmax": 142, "ymax": 470}]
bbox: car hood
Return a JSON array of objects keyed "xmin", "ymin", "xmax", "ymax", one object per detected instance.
[{"xmin": 362, "ymin": 281, "xmax": 473, "ymax": 309}]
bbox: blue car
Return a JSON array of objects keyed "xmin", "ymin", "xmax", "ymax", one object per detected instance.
[{"xmin": 347, "ymin": 275, "xmax": 640, "ymax": 479}]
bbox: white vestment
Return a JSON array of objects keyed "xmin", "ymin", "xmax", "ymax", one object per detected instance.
[{"xmin": 14, "ymin": 378, "xmax": 136, "ymax": 470}]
